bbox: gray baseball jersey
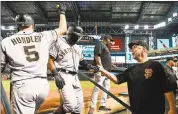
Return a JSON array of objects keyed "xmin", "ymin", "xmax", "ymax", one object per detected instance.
[
  {"xmin": 49, "ymin": 36, "xmax": 84, "ymax": 113},
  {"xmin": 1, "ymin": 30, "xmax": 58, "ymax": 114},
  {"xmin": 1, "ymin": 30, "xmax": 58, "ymax": 82},
  {"xmin": 50, "ymin": 36, "xmax": 82, "ymax": 72}
]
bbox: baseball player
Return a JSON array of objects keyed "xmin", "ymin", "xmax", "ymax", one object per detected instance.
[
  {"xmin": 48, "ymin": 24, "xmax": 98, "ymax": 114},
  {"xmin": 1, "ymin": 4, "xmax": 67, "ymax": 114},
  {"xmin": 88, "ymin": 35, "xmax": 113, "ymax": 114}
]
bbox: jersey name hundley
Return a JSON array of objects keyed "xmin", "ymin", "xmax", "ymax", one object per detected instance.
[{"xmin": 11, "ymin": 35, "xmax": 41, "ymax": 45}]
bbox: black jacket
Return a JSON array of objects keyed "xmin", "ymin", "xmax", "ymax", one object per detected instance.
[{"xmin": 164, "ymin": 65, "xmax": 177, "ymax": 91}]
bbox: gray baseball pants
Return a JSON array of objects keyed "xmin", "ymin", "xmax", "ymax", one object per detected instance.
[
  {"xmin": 58, "ymin": 72, "xmax": 84, "ymax": 113},
  {"xmin": 90, "ymin": 72, "xmax": 110, "ymax": 108},
  {"xmin": 11, "ymin": 77, "xmax": 49, "ymax": 114}
]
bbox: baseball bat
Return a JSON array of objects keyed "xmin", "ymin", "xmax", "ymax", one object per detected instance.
[
  {"xmin": 1, "ymin": 82, "xmax": 13, "ymax": 114},
  {"xmin": 78, "ymin": 72, "xmax": 132, "ymax": 112}
]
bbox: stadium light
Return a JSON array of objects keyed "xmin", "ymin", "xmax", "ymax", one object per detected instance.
[
  {"xmin": 173, "ymin": 12, "xmax": 177, "ymax": 17},
  {"xmin": 154, "ymin": 22, "xmax": 166, "ymax": 29},
  {"xmin": 168, "ymin": 18, "xmax": 172, "ymax": 22},
  {"xmin": 125, "ymin": 25, "xmax": 129, "ymax": 29},
  {"xmin": 144, "ymin": 25, "xmax": 148, "ymax": 29},
  {"xmin": 1, "ymin": 26, "xmax": 5, "ymax": 30},
  {"xmin": 134, "ymin": 25, "xmax": 139, "ymax": 29}
]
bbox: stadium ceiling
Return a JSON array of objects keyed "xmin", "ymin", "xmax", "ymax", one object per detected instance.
[{"xmin": 1, "ymin": 1, "xmax": 178, "ymax": 32}]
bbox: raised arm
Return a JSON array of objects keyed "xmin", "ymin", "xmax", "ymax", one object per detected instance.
[{"xmin": 56, "ymin": 3, "xmax": 67, "ymax": 36}]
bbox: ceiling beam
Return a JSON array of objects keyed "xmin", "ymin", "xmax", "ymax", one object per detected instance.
[
  {"xmin": 67, "ymin": 2, "xmax": 79, "ymax": 24},
  {"xmin": 136, "ymin": 1, "xmax": 146, "ymax": 23},
  {"xmin": 144, "ymin": 14, "xmax": 165, "ymax": 16},
  {"xmin": 80, "ymin": 10, "xmax": 139, "ymax": 14},
  {"xmin": 80, "ymin": 10, "xmax": 110, "ymax": 12},
  {"xmin": 73, "ymin": 1, "xmax": 81, "ymax": 25},
  {"xmin": 35, "ymin": 2, "xmax": 48, "ymax": 18},
  {"xmin": 151, "ymin": 1, "xmax": 173, "ymax": 4},
  {"xmin": 137, "ymin": 2, "xmax": 153, "ymax": 23},
  {"xmin": 1, "ymin": 2, "xmax": 17, "ymax": 20},
  {"xmin": 110, "ymin": 5, "xmax": 112, "ymax": 22},
  {"xmin": 139, "ymin": 20, "xmax": 158, "ymax": 24},
  {"xmin": 166, "ymin": 2, "xmax": 178, "ymax": 18},
  {"xmin": 81, "ymin": 18, "xmax": 110, "ymax": 22},
  {"xmin": 26, "ymin": 2, "xmax": 47, "ymax": 20}
]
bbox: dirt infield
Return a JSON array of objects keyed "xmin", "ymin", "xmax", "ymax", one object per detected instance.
[
  {"xmin": 1, "ymin": 85, "xmax": 128, "ymax": 114},
  {"xmin": 37, "ymin": 86, "xmax": 128, "ymax": 114}
]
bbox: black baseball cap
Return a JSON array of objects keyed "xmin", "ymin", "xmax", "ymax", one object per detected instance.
[
  {"xmin": 166, "ymin": 57, "xmax": 178, "ymax": 62},
  {"xmin": 128, "ymin": 40, "xmax": 149, "ymax": 50},
  {"xmin": 103, "ymin": 35, "xmax": 114, "ymax": 41}
]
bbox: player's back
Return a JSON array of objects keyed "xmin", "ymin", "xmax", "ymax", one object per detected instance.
[{"xmin": 1, "ymin": 30, "xmax": 57, "ymax": 82}]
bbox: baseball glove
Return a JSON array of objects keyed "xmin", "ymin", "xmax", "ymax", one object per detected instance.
[
  {"xmin": 87, "ymin": 64, "xmax": 100, "ymax": 73},
  {"xmin": 52, "ymin": 69, "xmax": 65, "ymax": 89}
]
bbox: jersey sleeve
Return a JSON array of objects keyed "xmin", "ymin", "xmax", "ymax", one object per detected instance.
[
  {"xmin": 41, "ymin": 29, "xmax": 58, "ymax": 46},
  {"xmin": 94, "ymin": 42, "xmax": 103, "ymax": 56},
  {"xmin": 1, "ymin": 41, "xmax": 7, "ymax": 72},
  {"xmin": 79, "ymin": 46, "xmax": 83, "ymax": 60},
  {"xmin": 49, "ymin": 41, "xmax": 59, "ymax": 60},
  {"xmin": 116, "ymin": 69, "xmax": 129, "ymax": 84}
]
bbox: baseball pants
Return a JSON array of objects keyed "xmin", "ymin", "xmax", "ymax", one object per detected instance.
[
  {"xmin": 90, "ymin": 72, "xmax": 110, "ymax": 108},
  {"xmin": 58, "ymin": 72, "xmax": 84, "ymax": 113},
  {"xmin": 11, "ymin": 77, "xmax": 49, "ymax": 114}
]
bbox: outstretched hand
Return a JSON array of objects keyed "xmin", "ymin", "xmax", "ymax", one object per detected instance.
[{"xmin": 87, "ymin": 64, "xmax": 100, "ymax": 73}]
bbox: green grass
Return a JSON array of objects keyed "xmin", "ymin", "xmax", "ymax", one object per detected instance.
[
  {"xmin": 2, "ymin": 80, "xmax": 127, "ymax": 91},
  {"xmin": 2, "ymin": 80, "xmax": 11, "ymax": 91}
]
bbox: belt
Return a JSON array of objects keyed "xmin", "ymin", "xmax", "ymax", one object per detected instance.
[
  {"xmin": 12, "ymin": 76, "xmax": 47, "ymax": 83},
  {"xmin": 57, "ymin": 68, "xmax": 78, "ymax": 75}
]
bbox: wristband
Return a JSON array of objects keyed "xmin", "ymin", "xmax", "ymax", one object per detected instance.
[
  {"xmin": 60, "ymin": 11, "xmax": 65, "ymax": 15},
  {"xmin": 51, "ymin": 69, "xmax": 58, "ymax": 75}
]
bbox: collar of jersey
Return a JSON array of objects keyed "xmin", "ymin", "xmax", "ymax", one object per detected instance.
[{"xmin": 17, "ymin": 30, "xmax": 34, "ymax": 35}]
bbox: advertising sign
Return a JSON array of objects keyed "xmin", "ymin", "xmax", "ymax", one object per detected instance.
[
  {"xmin": 157, "ymin": 39, "xmax": 169, "ymax": 49},
  {"xmin": 110, "ymin": 38, "xmax": 122, "ymax": 51}
]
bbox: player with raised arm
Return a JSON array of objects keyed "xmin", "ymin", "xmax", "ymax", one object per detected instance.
[{"xmin": 1, "ymin": 3, "xmax": 67, "ymax": 114}]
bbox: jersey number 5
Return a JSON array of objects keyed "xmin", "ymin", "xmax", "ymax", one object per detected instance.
[{"xmin": 24, "ymin": 45, "xmax": 39, "ymax": 62}]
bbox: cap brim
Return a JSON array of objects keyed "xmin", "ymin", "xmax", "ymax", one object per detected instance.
[
  {"xmin": 110, "ymin": 39, "xmax": 114, "ymax": 41},
  {"xmin": 173, "ymin": 59, "xmax": 178, "ymax": 62},
  {"xmin": 128, "ymin": 42, "xmax": 138, "ymax": 49}
]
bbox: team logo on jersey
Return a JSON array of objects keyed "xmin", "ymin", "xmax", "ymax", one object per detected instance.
[{"xmin": 144, "ymin": 68, "xmax": 153, "ymax": 79}]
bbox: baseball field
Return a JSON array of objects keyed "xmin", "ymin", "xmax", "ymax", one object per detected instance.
[{"xmin": 1, "ymin": 80, "xmax": 128, "ymax": 114}]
